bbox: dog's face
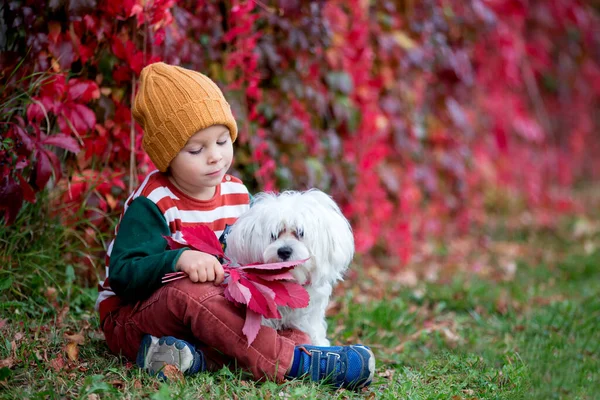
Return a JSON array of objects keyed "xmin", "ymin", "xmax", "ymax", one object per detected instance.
[{"xmin": 225, "ymin": 189, "xmax": 355, "ymax": 287}]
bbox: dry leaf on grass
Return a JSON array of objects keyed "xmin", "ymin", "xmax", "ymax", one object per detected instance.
[
  {"xmin": 87, "ymin": 394, "xmax": 100, "ymax": 400},
  {"xmin": 110, "ymin": 379, "xmax": 125, "ymax": 389},
  {"xmin": 162, "ymin": 364, "xmax": 183, "ymax": 381},
  {"xmin": 65, "ymin": 342, "xmax": 79, "ymax": 362},
  {"xmin": 0, "ymin": 319, "xmax": 7, "ymax": 330},
  {"xmin": 64, "ymin": 332, "xmax": 85, "ymax": 345},
  {"xmin": 50, "ymin": 356, "xmax": 65, "ymax": 372},
  {"xmin": 0, "ymin": 358, "xmax": 14, "ymax": 368},
  {"xmin": 44, "ymin": 287, "xmax": 58, "ymax": 303},
  {"xmin": 57, "ymin": 306, "xmax": 69, "ymax": 327}
]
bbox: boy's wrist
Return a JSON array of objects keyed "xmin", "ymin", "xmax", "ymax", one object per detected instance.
[{"xmin": 174, "ymin": 249, "xmax": 189, "ymax": 271}]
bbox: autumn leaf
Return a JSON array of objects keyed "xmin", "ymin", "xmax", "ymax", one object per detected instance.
[
  {"xmin": 50, "ymin": 356, "xmax": 65, "ymax": 372},
  {"xmin": 162, "ymin": 364, "xmax": 184, "ymax": 382},
  {"xmin": 41, "ymin": 134, "xmax": 81, "ymax": 153},
  {"xmin": 65, "ymin": 342, "xmax": 79, "ymax": 362},
  {"xmin": 64, "ymin": 333, "xmax": 85, "ymax": 345}
]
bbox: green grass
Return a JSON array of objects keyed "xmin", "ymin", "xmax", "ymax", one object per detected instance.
[{"xmin": 1, "ymin": 199, "xmax": 599, "ymax": 399}]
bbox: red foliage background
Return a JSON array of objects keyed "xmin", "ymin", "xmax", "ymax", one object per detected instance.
[{"xmin": 1, "ymin": 0, "xmax": 599, "ymax": 273}]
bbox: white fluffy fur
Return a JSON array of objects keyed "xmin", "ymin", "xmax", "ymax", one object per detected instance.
[{"xmin": 225, "ymin": 189, "xmax": 354, "ymax": 346}]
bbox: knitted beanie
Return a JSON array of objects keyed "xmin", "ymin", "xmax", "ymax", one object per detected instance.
[{"xmin": 133, "ymin": 62, "xmax": 238, "ymax": 172}]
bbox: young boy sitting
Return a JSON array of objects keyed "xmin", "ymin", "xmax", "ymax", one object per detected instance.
[{"xmin": 96, "ymin": 62, "xmax": 375, "ymax": 389}]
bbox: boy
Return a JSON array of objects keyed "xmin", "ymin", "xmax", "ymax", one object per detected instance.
[{"xmin": 96, "ymin": 62, "xmax": 375, "ymax": 389}]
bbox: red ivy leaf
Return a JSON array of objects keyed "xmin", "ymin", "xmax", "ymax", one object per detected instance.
[
  {"xmin": 181, "ymin": 226, "xmax": 225, "ymax": 258},
  {"xmin": 67, "ymin": 80, "xmax": 100, "ymax": 102},
  {"xmin": 43, "ymin": 149, "xmax": 62, "ymax": 183},
  {"xmin": 225, "ymin": 277, "xmax": 252, "ymax": 304},
  {"xmin": 249, "ymin": 270, "xmax": 295, "ymax": 281},
  {"xmin": 48, "ymin": 21, "xmax": 61, "ymax": 44},
  {"xmin": 0, "ymin": 177, "xmax": 24, "ymax": 225},
  {"xmin": 35, "ymin": 150, "xmax": 53, "ymax": 189},
  {"xmin": 162, "ymin": 235, "xmax": 187, "ymax": 250},
  {"xmin": 63, "ymin": 104, "xmax": 96, "ymax": 133},
  {"xmin": 242, "ymin": 309, "xmax": 262, "ymax": 346},
  {"xmin": 238, "ymin": 258, "xmax": 308, "ymax": 273},
  {"xmin": 240, "ymin": 277, "xmax": 280, "ymax": 319},
  {"xmin": 12, "ymin": 124, "xmax": 34, "ymax": 152},
  {"xmin": 16, "ymin": 173, "xmax": 36, "ymax": 203},
  {"xmin": 42, "ymin": 134, "xmax": 81, "ymax": 153}
]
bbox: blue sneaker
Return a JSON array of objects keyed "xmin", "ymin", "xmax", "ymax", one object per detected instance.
[
  {"xmin": 287, "ymin": 344, "xmax": 375, "ymax": 389},
  {"xmin": 136, "ymin": 335, "xmax": 205, "ymax": 378}
]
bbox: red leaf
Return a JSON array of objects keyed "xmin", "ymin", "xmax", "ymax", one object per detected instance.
[
  {"xmin": 48, "ymin": 21, "xmax": 61, "ymax": 44},
  {"xmin": 241, "ymin": 277, "xmax": 280, "ymax": 319},
  {"xmin": 12, "ymin": 124, "xmax": 34, "ymax": 152},
  {"xmin": 42, "ymin": 134, "xmax": 81, "ymax": 153},
  {"xmin": 162, "ymin": 235, "xmax": 187, "ymax": 250},
  {"xmin": 16, "ymin": 173, "xmax": 36, "ymax": 203},
  {"xmin": 242, "ymin": 309, "xmax": 262, "ymax": 346},
  {"xmin": 238, "ymin": 258, "xmax": 309, "ymax": 272},
  {"xmin": 111, "ymin": 37, "xmax": 128, "ymax": 59},
  {"xmin": 67, "ymin": 80, "xmax": 100, "ymax": 102},
  {"xmin": 249, "ymin": 279, "xmax": 280, "ymax": 318},
  {"xmin": 275, "ymin": 281, "xmax": 310, "ymax": 308},
  {"xmin": 225, "ymin": 278, "xmax": 252, "ymax": 304},
  {"xmin": 249, "ymin": 270, "xmax": 295, "ymax": 281},
  {"xmin": 181, "ymin": 225, "xmax": 225, "ymax": 258},
  {"xmin": 63, "ymin": 104, "xmax": 96, "ymax": 133},
  {"xmin": 43, "ymin": 149, "xmax": 62, "ymax": 183},
  {"xmin": 26, "ymin": 103, "xmax": 44, "ymax": 122},
  {"xmin": 35, "ymin": 150, "xmax": 53, "ymax": 189},
  {"xmin": 249, "ymin": 276, "xmax": 309, "ymax": 308},
  {"xmin": 0, "ymin": 177, "xmax": 24, "ymax": 225}
]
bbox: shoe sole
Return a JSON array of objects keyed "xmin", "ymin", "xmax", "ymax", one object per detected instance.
[{"xmin": 136, "ymin": 335, "xmax": 201, "ymax": 377}]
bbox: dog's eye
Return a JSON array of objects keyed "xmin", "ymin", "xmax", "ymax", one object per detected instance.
[
  {"xmin": 295, "ymin": 228, "xmax": 304, "ymax": 239},
  {"xmin": 270, "ymin": 232, "xmax": 277, "ymax": 242}
]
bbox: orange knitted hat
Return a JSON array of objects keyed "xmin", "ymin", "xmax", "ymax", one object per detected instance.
[{"xmin": 133, "ymin": 62, "xmax": 238, "ymax": 172}]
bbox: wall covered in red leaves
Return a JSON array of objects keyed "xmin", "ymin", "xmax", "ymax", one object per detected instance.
[{"xmin": 1, "ymin": 0, "xmax": 599, "ymax": 269}]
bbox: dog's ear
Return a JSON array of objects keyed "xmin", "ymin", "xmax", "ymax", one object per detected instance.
[{"xmin": 303, "ymin": 189, "xmax": 355, "ymax": 283}]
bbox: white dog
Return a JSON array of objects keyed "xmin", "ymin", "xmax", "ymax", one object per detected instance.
[{"xmin": 224, "ymin": 189, "xmax": 354, "ymax": 346}]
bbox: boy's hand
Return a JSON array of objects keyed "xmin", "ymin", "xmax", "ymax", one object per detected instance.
[{"xmin": 176, "ymin": 250, "xmax": 225, "ymax": 285}]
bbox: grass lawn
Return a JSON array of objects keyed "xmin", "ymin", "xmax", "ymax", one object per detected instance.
[{"xmin": 1, "ymin": 196, "xmax": 599, "ymax": 399}]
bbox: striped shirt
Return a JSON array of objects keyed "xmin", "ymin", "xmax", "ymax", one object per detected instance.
[{"xmin": 95, "ymin": 170, "xmax": 250, "ymax": 319}]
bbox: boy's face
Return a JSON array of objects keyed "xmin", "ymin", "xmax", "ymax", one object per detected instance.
[{"xmin": 169, "ymin": 124, "xmax": 234, "ymax": 200}]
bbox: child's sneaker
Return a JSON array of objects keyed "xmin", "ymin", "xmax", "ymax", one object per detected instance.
[
  {"xmin": 136, "ymin": 335, "xmax": 205, "ymax": 378},
  {"xmin": 287, "ymin": 344, "xmax": 375, "ymax": 389}
]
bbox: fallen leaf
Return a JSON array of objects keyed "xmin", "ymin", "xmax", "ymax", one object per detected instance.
[
  {"xmin": 50, "ymin": 356, "xmax": 65, "ymax": 372},
  {"xmin": 0, "ymin": 319, "xmax": 6, "ymax": 330},
  {"xmin": 64, "ymin": 333, "xmax": 85, "ymax": 345},
  {"xmin": 87, "ymin": 394, "xmax": 100, "ymax": 400},
  {"xmin": 44, "ymin": 287, "xmax": 58, "ymax": 302},
  {"xmin": 57, "ymin": 306, "xmax": 69, "ymax": 327},
  {"xmin": 14, "ymin": 332, "xmax": 24, "ymax": 342},
  {"xmin": 0, "ymin": 358, "xmax": 14, "ymax": 368},
  {"xmin": 110, "ymin": 379, "xmax": 125, "ymax": 389},
  {"xmin": 133, "ymin": 379, "xmax": 142, "ymax": 389},
  {"xmin": 378, "ymin": 369, "xmax": 395, "ymax": 380},
  {"xmin": 162, "ymin": 364, "xmax": 183, "ymax": 381},
  {"xmin": 395, "ymin": 269, "xmax": 418, "ymax": 287},
  {"xmin": 65, "ymin": 342, "xmax": 79, "ymax": 362}
]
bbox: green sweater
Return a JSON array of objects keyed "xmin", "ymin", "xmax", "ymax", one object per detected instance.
[{"xmin": 108, "ymin": 196, "xmax": 187, "ymax": 303}]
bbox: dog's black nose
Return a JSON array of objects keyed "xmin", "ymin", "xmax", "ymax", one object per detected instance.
[{"xmin": 277, "ymin": 246, "xmax": 293, "ymax": 260}]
